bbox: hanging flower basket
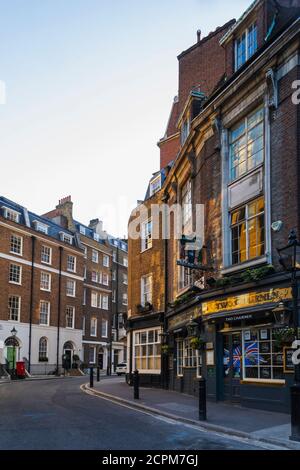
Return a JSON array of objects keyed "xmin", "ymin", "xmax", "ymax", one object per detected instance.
[
  {"xmin": 161, "ymin": 345, "xmax": 173, "ymax": 355},
  {"xmin": 190, "ymin": 337, "xmax": 206, "ymax": 350}
]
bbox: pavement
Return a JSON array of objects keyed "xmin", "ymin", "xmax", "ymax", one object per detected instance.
[
  {"xmin": 0, "ymin": 376, "xmax": 271, "ymax": 450},
  {"xmin": 82, "ymin": 377, "xmax": 300, "ymax": 451}
]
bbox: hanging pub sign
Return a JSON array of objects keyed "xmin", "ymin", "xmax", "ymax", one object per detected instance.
[
  {"xmin": 202, "ymin": 287, "xmax": 292, "ymax": 316},
  {"xmin": 177, "ymin": 236, "xmax": 212, "ymax": 270}
]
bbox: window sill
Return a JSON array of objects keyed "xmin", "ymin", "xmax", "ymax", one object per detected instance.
[
  {"xmin": 40, "ymin": 288, "xmax": 51, "ymax": 292},
  {"xmin": 9, "ymin": 281, "xmax": 22, "ymax": 286},
  {"xmin": 10, "ymin": 251, "xmax": 23, "ymax": 257},
  {"xmin": 140, "ymin": 246, "xmax": 153, "ymax": 254},
  {"xmin": 221, "ymin": 256, "xmax": 268, "ymax": 275}
]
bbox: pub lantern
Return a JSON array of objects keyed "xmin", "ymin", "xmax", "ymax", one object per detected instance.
[
  {"xmin": 272, "ymin": 301, "xmax": 292, "ymax": 328},
  {"xmin": 187, "ymin": 316, "xmax": 199, "ymax": 338}
]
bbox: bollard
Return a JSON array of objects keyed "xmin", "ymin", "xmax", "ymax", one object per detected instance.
[
  {"xmin": 90, "ymin": 367, "xmax": 94, "ymax": 388},
  {"xmin": 133, "ymin": 369, "xmax": 140, "ymax": 400},
  {"xmin": 198, "ymin": 378, "xmax": 207, "ymax": 421},
  {"xmin": 97, "ymin": 366, "xmax": 100, "ymax": 382}
]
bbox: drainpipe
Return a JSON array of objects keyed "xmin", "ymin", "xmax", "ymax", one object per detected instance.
[
  {"xmin": 162, "ymin": 193, "xmax": 170, "ymax": 389},
  {"xmin": 56, "ymin": 247, "xmax": 63, "ymax": 374},
  {"xmin": 28, "ymin": 236, "xmax": 36, "ymax": 373}
]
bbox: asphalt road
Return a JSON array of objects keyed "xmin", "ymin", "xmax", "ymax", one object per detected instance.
[{"xmin": 0, "ymin": 377, "xmax": 271, "ymax": 450}]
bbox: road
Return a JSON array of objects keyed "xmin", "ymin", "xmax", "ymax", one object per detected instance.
[{"xmin": 0, "ymin": 377, "xmax": 273, "ymax": 450}]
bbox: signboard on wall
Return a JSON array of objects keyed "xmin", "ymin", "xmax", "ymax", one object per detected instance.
[{"xmin": 202, "ymin": 287, "xmax": 292, "ymax": 316}]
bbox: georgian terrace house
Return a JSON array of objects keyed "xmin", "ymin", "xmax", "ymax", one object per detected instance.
[
  {"xmin": 127, "ymin": 0, "xmax": 300, "ymax": 413},
  {"xmin": 0, "ymin": 196, "xmax": 85, "ymax": 376}
]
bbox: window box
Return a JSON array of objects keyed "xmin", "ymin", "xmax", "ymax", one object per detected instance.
[
  {"xmin": 190, "ymin": 337, "xmax": 206, "ymax": 351},
  {"xmin": 137, "ymin": 302, "xmax": 153, "ymax": 314}
]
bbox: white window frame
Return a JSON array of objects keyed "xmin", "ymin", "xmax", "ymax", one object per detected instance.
[
  {"xmin": 182, "ymin": 180, "xmax": 192, "ymax": 228},
  {"xmin": 2, "ymin": 206, "xmax": 20, "ymax": 223},
  {"xmin": 122, "ymin": 292, "xmax": 128, "ymax": 306},
  {"xmin": 8, "ymin": 295, "xmax": 21, "ymax": 322},
  {"xmin": 103, "ymin": 255, "xmax": 110, "ymax": 267},
  {"xmin": 141, "ymin": 219, "xmax": 153, "ymax": 252},
  {"xmin": 41, "ymin": 246, "xmax": 52, "ymax": 265},
  {"xmin": 9, "ymin": 263, "xmax": 22, "ymax": 285},
  {"xmin": 123, "ymin": 273, "xmax": 128, "ymax": 285},
  {"xmin": 83, "ymin": 288, "xmax": 86, "ymax": 306},
  {"xmin": 150, "ymin": 174, "xmax": 161, "ymax": 196},
  {"xmin": 89, "ymin": 346, "xmax": 96, "ymax": 364},
  {"xmin": 40, "ymin": 272, "xmax": 51, "ymax": 292},
  {"xmin": 102, "ymin": 272, "xmax": 109, "ymax": 286},
  {"xmin": 92, "ymin": 249, "xmax": 99, "ymax": 264},
  {"xmin": 123, "ymin": 257, "xmax": 128, "ymax": 267},
  {"xmin": 66, "ymin": 279, "xmax": 76, "ymax": 297},
  {"xmin": 33, "ymin": 220, "xmax": 49, "ymax": 235},
  {"xmin": 80, "ymin": 226, "xmax": 86, "ymax": 235},
  {"xmin": 10, "ymin": 234, "xmax": 23, "ymax": 256},
  {"xmin": 235, "ymin": 22, "xmax": 258, "ymax": 71},
  {"xmin": 39, "ymin": 337, "xmax": 48, "ymax": 361},
  {"xmin": 102, "ymin": 295, "xmax": 109, "ymax": 310},
  {"xmin": 67, "ymin": 255, "xmax": 76, "ymax": 273},
  {"xmin": 91, "ymin": 292, "xmax": 98, "ymax": 308},
  {"xmin": 90, "ymin": 317, "xmax": 97, "ymax": 337},
  {"xmin": 141, "ymin": 274, "xmax": 152, "ymax": 306},
  {"xmin": 39, "ymin": 300, "xmax": 50, "ymax": 326},
  {"xmin": 101, "ymin": 319, "xmax": 108, "ymax": 338},
  {"xmin": 66, "ymin": 306, "xmax": 75, "ymax": 329},
  {"xmin": 60, "ymin": 232, "xmax": 73, "ymax": 245},
  {"xmin": 133, "ymin": 328, "xmax": 161, "ymax": 374}
]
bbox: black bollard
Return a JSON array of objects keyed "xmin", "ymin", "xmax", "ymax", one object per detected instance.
[
  {"xmin": 198, "ymin": 378, "xmax": 207, "ymax": 421},
  {"xmin": 133, "ymin": 369, "xmax": 140, "ymax": 400},
  {"xmin": 90, "ymin": 367, "xmax": 94, "ymax": 388},
  {"xmin": 97, "ymin": 366, "xmax": 100, "ymax": 382}
]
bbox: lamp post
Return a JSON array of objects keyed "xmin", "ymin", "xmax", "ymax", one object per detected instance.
[
  {"xmin": 160, "ymin": 331, "xmax": 169, "ymax": 390},
  {"xmin": 277, "ymin": 229, "xmax": 300, "ymax": 442},
  {"xmin": 11, "ymin": 327, "xmax": 17, "ymax": 379}
]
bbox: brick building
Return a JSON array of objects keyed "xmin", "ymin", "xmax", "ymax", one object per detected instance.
[
  {"xmin": 43, "ymin": 197, "xmax": 128, "ymax": 372},
  {"xmin": 127, "ymin": 0, "xmax": 300, "ymax": 413},
  {"xmin": 0, "ymin": 196, "xmax": 84, "ymax": 375}
]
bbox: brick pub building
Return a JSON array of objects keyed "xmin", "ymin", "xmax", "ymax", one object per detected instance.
[{"xmin": 127, "ymin": 0, "xmax": 300, "ymax": 413}]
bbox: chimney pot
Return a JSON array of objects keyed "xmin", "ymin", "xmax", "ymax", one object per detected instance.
[{"xmin": 197, "ymin": 30, "xmax": 201, "ymax": 42}]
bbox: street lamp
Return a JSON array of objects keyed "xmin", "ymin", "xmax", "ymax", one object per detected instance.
[
  {"xmin": 187, "ymin": 316, "xmax": 199, "ymax": 338},
  {"xmin": 277, "ymin": 229, "xmax": 300, "ymax": 442},
  {"xmin": 272, "ymin": 301, "xmax": 292, "ymax": 328},
  {"xmin": 11, "ymin": 327, "xmax": 17, "ymax": 379}
]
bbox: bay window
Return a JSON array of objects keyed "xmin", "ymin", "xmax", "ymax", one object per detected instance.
[{"xmin": 134, "ymin": 328, "xmax": 161, "ymax": 372}]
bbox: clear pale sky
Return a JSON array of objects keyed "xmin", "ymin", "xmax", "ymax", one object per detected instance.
[{"xmin": 0, "ymin": 0, "xmax": 251, "ymax": 237}]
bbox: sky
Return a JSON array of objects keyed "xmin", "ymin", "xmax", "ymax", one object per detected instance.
[{"xmin": 0, "ymin": 0, "xmax": 251, "ymax": 237}]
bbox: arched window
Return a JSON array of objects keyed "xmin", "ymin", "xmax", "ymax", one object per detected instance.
[{"xmin": 39, "ymin": 337, "xmax": 48, "ymax": 362}]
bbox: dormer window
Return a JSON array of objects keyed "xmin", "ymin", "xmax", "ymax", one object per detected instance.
[
  {"xmin": 33, "ymin": 220, "xmax": 49, "ymax": 235},
  {"xmin": 93, "ymin": 233, "xmax": 100, "ymax": 242},
  {"xmin": 60, "ymin": 232, "xmax": 73, "ymax": 245},
  {"xmin": 235, "ymin": 23, "xmax": 257, "ymax": 71},
  {"xmin": 79, "ymin": 226, "xmax": 86, "ymax": 235},
  {"xmin": 150, "ymin": 174, "xmax": 161, "ymax": 196},
  {"xmin": 2, "ymin": 206, "xmax": 20, "ymax": 223}
]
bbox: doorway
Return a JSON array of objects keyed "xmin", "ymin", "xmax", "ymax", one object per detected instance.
[
  {"xmin": 63, "ymin": 341, "xmax": 74, "ymax": 370},
  {"xmin": 223, "ymin": 332, "xmax": 242, "ymax": 403},
  {"xmin": 4, "ymin": 337, "xmax": 20, "ymax": 371}
]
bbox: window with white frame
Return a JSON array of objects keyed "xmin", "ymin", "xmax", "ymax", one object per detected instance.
[
  {"xmin": 182, "ymin": 180, "xmax": 192, "ymax": 228},
  {"xmin": 67, "ymin": 255, "xmax": 76, "ymax": 273},
  {"xmin": 83, "ymin": 246, "xmax": 87, "ymax": 258},
  {"xmin": 123, "ymin": 273, "xmax": 128, "ymax": 285},
  {"xmin": 89, "ymin": 346, "xmax": 96, "ymax": 364},
  {"xmin": 196, "ymin": 350, "xmax": 202, "ymax": 378},
  {"xmin": 91, "ymin": 271, "xmax": 98, "ymax": 283},
  {"xmin": 80, "ymin": 226, "xmax": 86, "ymax": 235},
  {"xmin": 82, "ymin": 316, "xmax": 86, "ymax": 335},
  {"xmin": 235, "ymin": 23, "xmax": 257, "ymax": 71},
  {"xmin": 66, "ymin": 306, "xmax": 75, "ymax": 329},
  {"xmin": 90, "ymin": 317, "xmax": 97, "ymax": 337},
  {"xmin": 2, "ymin": 207, "xmax": 20, "ymax": 223},
  {"xmin": 229, "ymin": 107, "xmax": 264, "ymax": 181},
  {"xmin": 113, "ymin": 251, "xmax": 117, "ymax": 262},
  {"xmin": 91, "ymin": 291, "xmax": 98, "ymax": 308},
  {"xmin": 39, "ymin": 337, "xmax": 48, "ymax": 361},
  {"xmin": 141, "ymin": 275, "xmax": 152, "ymax": 306},
  {"xmin": 122, "ymin": 292, "xmax": 128, "ymax": 306},
  {"xmin": 141, "ymin": 219, "xmax": 153, "ymax": 252},
  {"xmin": 10, "ymin": 234, "xmax": 23, "ymax": 255},
  {"xmin": 103, "ymin": 255, "xmax": 109, "ymax": 267},
  {"xmin": 181, "ymin": 117, "xmax": 190, "ymax": 145},
  {"xmin": 231, "ymin": 196, "xmax": 265, "ymax": 265},
  {"xmin": 177, "ymin": 340, "xmax": 184, "ymax": 376},
  {"xmin": 123, "ymin": 257, "xmax": 128, "ymax": 267},
  {"xmin": 112, "ymin": 290, "xmax": 116, "ymax": 303},
  {"xmin": 61, "ymin": 233, "xmax": 73, "ymax": 245},
  {"xmin": 101, "ymin": 319, "xmax": 108, "ymax": 338},
  {"xmin": 40, "ymin": 272, "xmax": 51, "ymax": 291},
  {"xmin": 92, "ymin": 249, "xmax": 99, "ymax": 263},
  {"xmin": 134, "ymin": 329, "xmax": 161, "ymax": 372},
  {"xmin": 94, "ymin": 233, "xmax": 100, "ymax": 242},
  {"xmin": 83, "ymin": 288, "xmax": 86, "ymax": 306},
  {"xmin": 33, "ymin": 221, "xmax": 48, "ymax": 234},
  {"xmin": 84, "ymin": 266, "xmax": 87, "ymax": 280},
  {"xmin": 102, "ymin": 295, "xmax": 109, "ymax": 310},
  {"xmin": 9, "ymin": 264, "xmax": 22, "ymax": 285},
  {"xmin": 66, "ymin": 279, "xmax": 76, "ymax": 297},
  {"xmin": 178, "ymin": 265, "xmax": 192, "ymax": 291},
  {"xmin": 112, "ymin": 270, "xmax": 116, "ymax": 281},
  {"xmin": 41, "ymin": 246, "xmax": 52, "ymax": 265},
  {"xmin": 150, "ymin": 174, "xmax": 161, "ymax": 196},
  {"xmin": 40, "ymin": 300, "xmax": 50, "ymax": 326},
  {"xmin": 184, "ymin": 339, "xmax": 197, "ymax": 367},
  {"xmin": 8, "ymin": 296, "xmax": 21, "ymax": 321},
  {"xmin": 102, "ymin": 273, "xmax": 109, "ymax": 286}
]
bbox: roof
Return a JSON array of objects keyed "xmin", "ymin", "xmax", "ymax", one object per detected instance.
[
  {"xmin": 0, "ymin": 195, "xmax": 77, "ymax": 246},
  {"xmin": 74, "ymin": 220, "xmax": 128, "ymax": 252},
  {"xmin": 219, "ymin": 0, "xmax": 262, "ymax": 45}
]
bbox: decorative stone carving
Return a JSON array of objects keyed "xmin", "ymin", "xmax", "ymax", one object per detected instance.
[{"xmin": 266, "ymin": 68, "xmax": 278, "ymax": 110}]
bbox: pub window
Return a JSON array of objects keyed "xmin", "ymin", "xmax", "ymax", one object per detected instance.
[
  {"xmin": 229, "ymin": 107, "xmax": 264, "ymax": 181},
  {"xmin": 184, "ymin": 339, "xmax": 197, "ymax": 368},
  {"xmin": 196, "ymin": 350, "xmax": 202, "ymax": 378},
  {"xmin": 134, "ymin": 328, "xmax": 161, "ymax": 372},
  {"xmin": 231, "ymin": 196, "xmax": 265, "ymax": 265},
  {"xmin": 243, "ymin": 328, "xmax": 285, "ymax": 382}
]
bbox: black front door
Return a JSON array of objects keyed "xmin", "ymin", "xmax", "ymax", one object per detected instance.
[
  {"xmin": 98, "ymin": 353, "xmax": 103, "ymax": 369},
  {"xmin": 223, "ymin": 333, "xmax": 242, "ymax": 403}
]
